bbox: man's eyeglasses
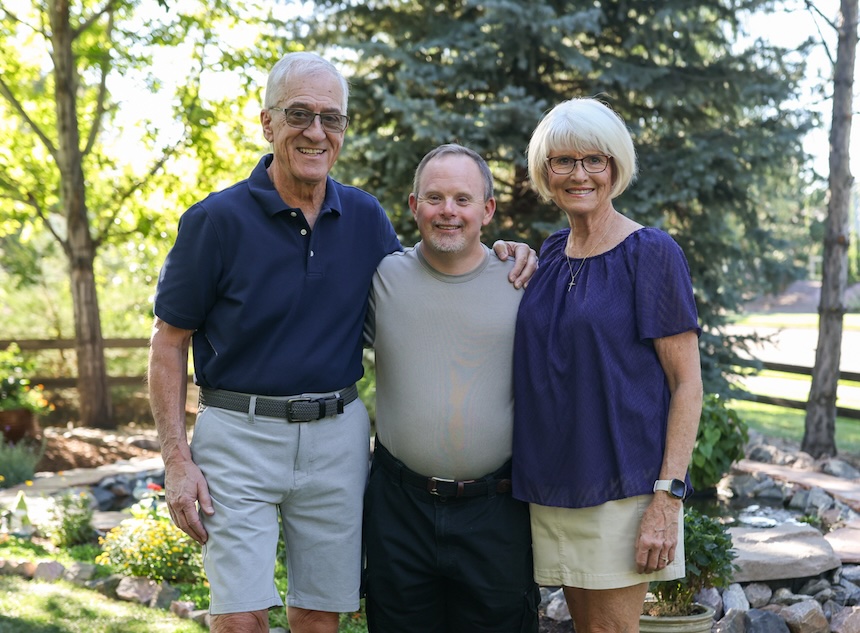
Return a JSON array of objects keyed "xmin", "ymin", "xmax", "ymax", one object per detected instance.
[
  {"xmin": 547, "ymin": 154, "xmax": 611, "ymax": 175},
  {"xmin": 269, "ymin": 107, "xmax": 350, "ymax": 133}
]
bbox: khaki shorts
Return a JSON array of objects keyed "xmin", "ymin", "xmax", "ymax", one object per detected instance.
[
  {"xmin": 530, "ymin": 495, "xmax": 685, "ymax": 590},
  {"xmin": 190, "ymin": 397, "xmax": 371, "ymax": 614}
]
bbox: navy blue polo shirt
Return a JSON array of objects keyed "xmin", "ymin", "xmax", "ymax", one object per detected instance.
[{"xmin": 154, "ymin": 154, "xmax": 401, "ymax": 396}]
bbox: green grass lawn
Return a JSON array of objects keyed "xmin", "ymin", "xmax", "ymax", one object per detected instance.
[
  {"xmin": 0, "ymin": 575, "xmax": 206, "ymax": 633},
  {"xmin": 730, "ymin": 399, "xmax": 860, "ymax": 458},
  {"xmin": 731, "ymin": 312, "xmax": 860, "ymax": 330}
]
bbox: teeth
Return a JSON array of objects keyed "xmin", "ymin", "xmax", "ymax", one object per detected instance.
[{"xmin": 299, "ymin": 149, "xmax": 324, "ymax": 155}]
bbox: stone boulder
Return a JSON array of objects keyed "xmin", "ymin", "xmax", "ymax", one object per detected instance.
[{"xmin": 731, "ymin": 524, "xmax": 842, "ymax": 583}]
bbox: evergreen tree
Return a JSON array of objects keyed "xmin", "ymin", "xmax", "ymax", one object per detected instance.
[{"xmin": 302, "ymin": 0, "xmax": 816, "ymax": 393}]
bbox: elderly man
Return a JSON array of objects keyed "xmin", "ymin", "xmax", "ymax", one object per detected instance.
[{"xmin": 148, "ymin": 53, "xmax": 535, "ymax": 633}]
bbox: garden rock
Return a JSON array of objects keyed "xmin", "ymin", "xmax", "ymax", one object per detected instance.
[
  {"xmin": 697, "ymin": 585, "xmax": 724, "ymax": 617},
  {"xmin": 746, "ymin": 582, "xmax": 775, "ymax": 607},
  {"xmin": 715, "ymin": 608, "xmax": 747, "ymax": 633},
  {"xmin": 33, "ymin": 560, "xmax": 65, "ymax": 582},
  {"xmin": 724, "ymin": 582, "xmax": 751, "ymax": 612},
  {"xmin": 746, "ymin": 608, "xmax": 792, "ymax": 632},
  {"xmin": 830, "ymin": 606, "xmax": 860, "ymax": 633},
  {"xmin": 86, "ymin": 573, "xmax": 124, "ymax": 597},
  {"xmin": 150, "ymin": 581, "xmax": 181, "ymax": 609},
  {"xmin": 64, "ymin": 561, "xmax": 96, "ymax": 584},
  {"xmin": 191, "ymin": 609, "xmax": 211, "ymax": 627},
  {"xmin": 544, "ymin": 589, "xmax": 571, "ymax": 622},
  {"xmin": 116, "ymin": 576, "xmax": 160, "ymax": 604},
  {"xmin": 773, "ymin": 588, "xmax": 810, "ymax": 606},
  {"xmin": 731, "ymin": 524, "xmax": 842, "ymax": 583},
  {"xmin": 170, "ymin": 600, "xmax": 196, "ymax": 618},
  {"xmin": 781, "ymin": 599, "xmax": 829, "ymax": 633},
  {"xmin": 820, "ymin": 460, "xmax": 860, "ymax": 480}
]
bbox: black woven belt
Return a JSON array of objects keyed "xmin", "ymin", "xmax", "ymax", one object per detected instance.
[
  {"xmin": 199, "ymin": 384, "xmax": 358, "ymax": 423},
  {"xmin": 374, "ymin": 440, "xmax": 512, "ymax": 499}
]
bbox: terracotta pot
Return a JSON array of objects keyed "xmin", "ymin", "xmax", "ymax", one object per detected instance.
[
  {"xmin": 0, "ymin": 408, "xmax": 40, "ymax": 444},
  {"xmin": 639, "ymin": 603, "xmax": 716, "ymax": 633}
]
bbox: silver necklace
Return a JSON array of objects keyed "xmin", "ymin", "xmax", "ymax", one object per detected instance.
[{"xmin": 565, "ymin": 215, "xmax": 614, "ymax": 292}]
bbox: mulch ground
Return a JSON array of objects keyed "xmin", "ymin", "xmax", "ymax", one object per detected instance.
[{"xmin": 34, "ymin": 426, "xmax": 162, "ymax": 473}]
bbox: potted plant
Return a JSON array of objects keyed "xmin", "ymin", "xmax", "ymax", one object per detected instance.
[
  {"xmin": 0, "ymin": 343, "xmax": 51, "ymax": 444},
  {"xmin": 640, "ymin": 507, "xmax": 738, "ymax": 633}
]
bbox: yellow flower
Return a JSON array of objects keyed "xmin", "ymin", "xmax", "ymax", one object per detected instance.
[
  {"xmin": 25, "ymin": 480, "xmax": 33, "ymax": 486},
  {"xmin": 0, "ymin": 475, "xmax": 5, "ymax": 483}
]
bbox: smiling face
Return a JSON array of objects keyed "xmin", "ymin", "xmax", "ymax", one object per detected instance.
[
  {"xmin": 260, "ymin": 69, "xmax": 346, "ymax": 194},
  {"xmin": 409, "ymin": 153, "xmax": 495, "ymax": 274},
  {"xmin": 547, "ymin": 150, "xmax": 615, "ymax": 220}
]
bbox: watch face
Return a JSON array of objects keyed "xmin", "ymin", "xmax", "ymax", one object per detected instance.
[{"xmin": 670, "ymin": 479, "xmax": 686, "ymax": 499}]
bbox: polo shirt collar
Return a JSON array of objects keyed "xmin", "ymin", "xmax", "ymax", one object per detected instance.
[{"xmin": 249, "ymin": 154, "xmax": 344, "ymax": 218}]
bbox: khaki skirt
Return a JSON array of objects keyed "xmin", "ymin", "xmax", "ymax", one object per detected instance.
[{"xmin": 530, "ymin": 495, "xmax": 685, "ymax": 590}]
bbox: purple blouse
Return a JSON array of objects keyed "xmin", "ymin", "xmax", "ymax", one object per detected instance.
[{"xmin": 512, "ymin": 227, "xmax": 700, "ymax": 508}]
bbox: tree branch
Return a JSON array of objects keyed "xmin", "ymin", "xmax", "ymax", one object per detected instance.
[
  {"xmin": 83, "ymin": 6, "xmax": 115, "ymax": 156},
  {"xmin": 72, "ymin": 0, "xmax": 120, "ymax": 38},
  {"xmin": 0, "ymin": 75, "xmax": 59, "ymax": 161}
]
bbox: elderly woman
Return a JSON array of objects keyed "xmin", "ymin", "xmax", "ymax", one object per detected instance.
[{"xmin": 512, "ymin": 97, "xmax": 703, "ymax": 632}]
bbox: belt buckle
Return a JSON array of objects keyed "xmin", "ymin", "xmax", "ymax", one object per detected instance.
[
  {"xmin": 286, "ymin": 396, "xmax": 313, "ymax": 422},
  {"xmin": 428, "ymin": 477, "xmax": 455, "ymax": 496}
]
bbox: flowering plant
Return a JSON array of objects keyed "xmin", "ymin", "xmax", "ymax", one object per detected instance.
[
  {"xmin": 96, "ymin": 482, "xmax": 204, "ymax": 584},
  {"xmin": 0, "ymin": 344, "xmax": 52, "ymax": 414}
]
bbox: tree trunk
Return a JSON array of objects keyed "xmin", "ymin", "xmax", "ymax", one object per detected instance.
[
  {"xmin": 803, "ymin": 0, "xmax": 857, "ymax": 458},
  {"xmin": 50, "ymin": 0, "xmax": 114, "ymax": 428}
]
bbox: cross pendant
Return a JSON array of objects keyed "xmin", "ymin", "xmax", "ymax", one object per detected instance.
[{"xmin": 568, "ymin": 279, "xmax": 576, "ymax": 291}]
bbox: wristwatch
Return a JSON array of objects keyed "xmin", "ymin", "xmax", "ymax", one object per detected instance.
[{"xmin": 653, "ymin": 478, "xmax": 686, "ymax": 500}]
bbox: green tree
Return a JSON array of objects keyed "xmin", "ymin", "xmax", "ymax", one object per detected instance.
[
  {"xmin": 302, "ymin": 0, "xmax": 816, "ymax": 394},
  {"xmin": 0, "ymin": 0, "xmax": 289, "ymax": 427}
]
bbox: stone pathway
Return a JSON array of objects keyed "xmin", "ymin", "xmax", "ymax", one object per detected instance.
[{"xmin": 0, "ymin": 454, "xmax": 165, "ymax": 531}]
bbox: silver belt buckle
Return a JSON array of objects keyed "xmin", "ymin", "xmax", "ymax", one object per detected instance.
[{"xmin": 428, "ymin": 477, "xmax": 455, "ymax": 496}]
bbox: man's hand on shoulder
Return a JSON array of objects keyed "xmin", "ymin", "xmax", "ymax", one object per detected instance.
[{"xmin": 492, "ymin": 240, "xmax": 537, "ymax": 289}]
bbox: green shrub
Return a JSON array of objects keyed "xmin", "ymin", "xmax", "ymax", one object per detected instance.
[
  {"xmin": 646, "ymin": 507, "xmax": 738, "ymax": 616},
  {"xmin": 690, "ymin": 394, "xmax": 748, "ymax": 492},
  {"xmin": 0, "ymin": 343, "xmax": 53, "ymax": 414},
  {"xmin": 45, "ymin": 490, "xmax": 95, "ymax": 548},
  {"xmin": 0, "ymin": 438, "xmax": 44, "ymax": 488},
  {"xmin": 95, "ymin": 498, "xmax": 203, "ymax": 584}
]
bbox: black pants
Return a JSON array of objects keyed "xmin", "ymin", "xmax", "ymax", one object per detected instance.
[{"xmin": 363, "ymin": 442, "xmax": 540, "ymax": 633}]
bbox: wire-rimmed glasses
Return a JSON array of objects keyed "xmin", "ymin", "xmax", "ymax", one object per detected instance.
[
  {"xmin": 269, "ymin": 107, "xmax": 350, "ymax": 133},
  {"xmin": 547, "ymin": 154, "xmax": 611, "ymax": 175}
]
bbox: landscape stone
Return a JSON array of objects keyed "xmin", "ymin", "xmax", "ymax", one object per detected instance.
[
  {"xmin": 33, "ymin": 560, "xmax": 65, "ymax": 582},
  {"xmin": 64, "ymin": 561, "xmax": 96, "ymax": 584},
  {"xmin": 731, "ymin": 524, "xmax": 842, "ymax": 583},
  {"xmin": 697, "ymin": 586, "xmax": 724, "ymax": 617},
  {"xmin": 746, "ymin": 608, "xmax": 791, "ymax": 633},
  {"xmin": 714, "ymin": 608, "xmax": 747, "ymax": 633},
  {"xmin": 149, "ymin": 581, "xmax": 181, "ymax": 609},
  {"xmin": 773, "ymin": 588, "xmax": 809, "ymax": 606},
  {"xmin": 830, "ymin": 606, "xmax": 860, "ymax": 633},
  {"xmin": 820, "ymin": 460, "xmax": 860, "ymax": 480},
  {"xmin": 800, "ymin": 579, "xmax": 834, "ymax": 596},
  {"xmin": 724, "ymin": 583, "xmax": 751, "ymax": 612},
  {"xmin": 746, "ymin": 582, "xmax": 775, "ymax": 608},
  {"xmin": 87, "ymin": 573, "xmax": 124, "ymax": 598},
  {"xmin": 825, "ymin": 522, "xmax": 860, "ymax": 564},
  {"xmin": 780, "ymin": 599, "xmax": 829, "ymax": 633},
  {"xmin": 170, "ymin": 600, "xmax": 196, "ymax": 618},
  {"xmin": 116, "ymin": 576, "xmax": 159, "ymax": 605}
]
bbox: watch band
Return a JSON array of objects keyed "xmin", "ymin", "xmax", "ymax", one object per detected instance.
[{"xmin": 653, "ymin": 478, "xmax": 686, "ymax": 499}]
